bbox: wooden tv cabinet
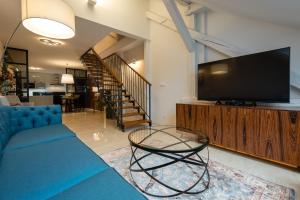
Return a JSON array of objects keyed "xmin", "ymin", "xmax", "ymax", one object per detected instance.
[{"xmin": 176, "ymin": 103, "xmax": 300, "ymax": 168}]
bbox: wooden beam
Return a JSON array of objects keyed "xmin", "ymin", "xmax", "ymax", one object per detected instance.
[
  {"xmin": 147, "ymin": 10, "xmax": 300, "ymax": 89},
  {"xmin": 162, "ymin": 0, "xmax": 195, "ymax": 52},
  {"xmin": 146, "ymin": 11, "xmax": 248, "ymax": 57}
]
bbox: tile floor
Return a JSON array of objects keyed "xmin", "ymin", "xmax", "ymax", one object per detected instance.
[{"xmin": 63, "ymin": 110, "xmax": 300, "ymax": 199}]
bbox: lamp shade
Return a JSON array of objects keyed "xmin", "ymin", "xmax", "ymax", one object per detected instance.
[
  {"xmin": 61, "ymin": 74, "xmax": 74, "ymax": 84},
  {"xmin": 21, "ymin": 0, "xmax": 75, "ymax": 39}
]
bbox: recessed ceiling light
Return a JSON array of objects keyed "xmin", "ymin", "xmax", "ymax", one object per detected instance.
[
  {"xmin": 29, "ymin": 66, "xmax": 43, "ymax": 71},
  {"xmin": 39, "ymin": 38, "xmax": 63, "ymax": 46}
]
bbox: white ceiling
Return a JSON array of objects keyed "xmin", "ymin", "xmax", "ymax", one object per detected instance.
[
  {"xmin": 195, "ymin": 0, "xmax": 300, "ymax": 29},
  {"xmin": 2, "ymin": 0, "xmax": 300, "ymax": 73},
  {"xmin": 0, "ymin": 0, "xmax": 114, "ymax": 72}
]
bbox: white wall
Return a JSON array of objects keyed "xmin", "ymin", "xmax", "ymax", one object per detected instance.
[
  {"xmin": 123, "ymin": 44, "xmax": 145, "ymax": 76},
  {"xmin": 149, "ymin": 1, "xmax": 194, "ymax": 125},
  {"xmin": 148, "ymin": 0, "xmax": 300, "ymax": 125},
  {"xmin": 94, "ymin": 34, "xmax": 119, "ymax": 55},
  {"xmin": 65, "ymin": 0, "xmax": 149, "ymax": 40},
  {"xmin": 97, "ymin": 37, "xmax": 136, "ymax": 58}
]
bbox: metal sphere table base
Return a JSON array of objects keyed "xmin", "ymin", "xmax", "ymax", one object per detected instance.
[{"xmin": 128, "ymin": 127, "xmax": 210, "ymax": 198}]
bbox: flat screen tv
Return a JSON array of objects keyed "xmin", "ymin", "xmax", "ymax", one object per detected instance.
[{"xmin": 197, "ymin": 47, "xmax": 290, "ymax": 103}]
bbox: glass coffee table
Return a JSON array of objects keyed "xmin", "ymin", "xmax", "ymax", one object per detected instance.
[{"xmin": 128, "ymin": 126, "xmax": 210, "ymax": 198}]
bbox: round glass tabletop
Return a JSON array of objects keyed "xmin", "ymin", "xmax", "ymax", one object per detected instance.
[{"xmin": 128, "ymin": 126, "xmax": 209, "ymax": 153}]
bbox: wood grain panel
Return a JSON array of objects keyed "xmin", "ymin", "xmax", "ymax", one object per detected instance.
[
  {"xmin": 256, "ymin": 110, "xmax": 282, "ymax": 162},
  {"xmin": 236, "ymin": 108, "xmax": 256, "ymax": 154},
  {"xmin": 183, "ymin": 104, "xmax": 193, "ymax": 131},
  {"xmin": 176, "ymin": 103, "xmax": 300, "ymax": 167},
  {"xmin": 176, "ymin": 104, "xmax": 185, "ymax": 130},
  {"xmin": 176, "ymin": 104, "xmax": 197, "ymax": 133},
  {"xmin": 221, "ymin": 106, "xmax": 237, "ymax": 150},
  {"xmin": 194, "ymin": 105, "xmax": 208, "ymax": 136},
  {"xmin": 208, "ymin": 106, "xmax": 222, "ymax": 146},
  {"xmin": 279, "ymin": 111, "xmax": 300, "ymax": 166}
]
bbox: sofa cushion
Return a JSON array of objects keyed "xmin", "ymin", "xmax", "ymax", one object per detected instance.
[
  {"xmin": 10, "ymin": 105, "xmax": 62, "ymax": 134},
  {"xmin": 0, "ymin": 106, "xmax": 12, "ymax": 149},
  {"xmin": 50, "ymin": 168, "xmax": 147, "ymax": 200},
  {"xmin": 4, "ymin": 124, "xmax": 75, "ymax": 152},
  {"xmin": 0, "ymin": 137, "xmax": 109, "ymax": 200}
]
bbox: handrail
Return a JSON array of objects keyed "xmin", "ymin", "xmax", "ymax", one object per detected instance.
[
  {"xmin": 81, "ymin": 48, "xmax": 124, "ymax": 128},
  {"xmin": 90, "ymin": 49, "xmax": 123, "ymax": 87},
  {"xmin": 102, "ymin": 53, "xmax": 151, "ymax": 121},
  {"xmin": 104, "ymin": 53, "xmax": 151, "ymax": 85},
  {"xmin": 81, "ymin": 48, "xmax": 152, "ymax": 128}
]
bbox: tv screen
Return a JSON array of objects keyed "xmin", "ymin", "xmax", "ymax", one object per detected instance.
[{"xmin": 197, "ymin": 47, "xmax": 290, "ymax": 102}]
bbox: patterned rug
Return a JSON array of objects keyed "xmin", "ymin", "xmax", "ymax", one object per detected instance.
[{"xmin": 101, "ymin": 147, "xmax": 295, "ymax": 200}]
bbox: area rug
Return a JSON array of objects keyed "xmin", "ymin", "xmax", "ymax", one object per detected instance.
[{"xmin": 101, "ymin": 147, "xmax": 295, "ymax": 200}]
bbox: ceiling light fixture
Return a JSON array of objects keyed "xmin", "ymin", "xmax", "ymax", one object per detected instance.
[
  {"xmin": 29, "ymin": 66, "xmax": 43, "ymax": 71},
  {"xmin": 1, "ymin": 0, "xmax": 76, "ymax": 80},
  {"xmin": 39, "ymin": 38, "xmax": 63, "ymax": 46},
  {"xmin": 21, "ymin": 0, "xmax": 75, "ymax": 39}
]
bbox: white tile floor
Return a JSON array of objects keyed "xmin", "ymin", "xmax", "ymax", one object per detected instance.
[{"xmin": 63, "ymin": 110, "xmax": 300, "ymax": 199}]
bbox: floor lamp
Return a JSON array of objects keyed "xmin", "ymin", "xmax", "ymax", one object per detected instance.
[{"xmin": 1, "ymin": 0, "xmax": 76, "ymax": 67}]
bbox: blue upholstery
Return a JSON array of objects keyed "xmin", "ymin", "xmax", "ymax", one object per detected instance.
[
  {"xmin": 10, "ymin": 105, "xmax": 62, "ymax": 134},
  {"xmin": 4, "ymin": 124, "xmax": 75, "ymax": 152},
  {"xmin": 0, "ymin": 106, "xmax": 12, "ymax": 149},
  {"xmin": 0, "ymin": 137, "xmax": 110, "ymax": 200},
  {"xmin": 0, "ymin": 105, "xmax": 145, "ymax": 200},
  {"xmin": 50, "ymin": 168, "xmax": 147, "ymax": 200}
]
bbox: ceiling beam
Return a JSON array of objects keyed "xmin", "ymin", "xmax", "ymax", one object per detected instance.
[
  {"xmin": 162, "ymin": 0, "xmax": 195, "ymax": 52},
  {"xmin": 185, "ymin": 4, "xmax": 209, "ymax": 16},
  {"xmin": 146, "ymin": 10, "xmax": 300, "ymax": 89},
  {"xmin": 146, "ymin": 11, "xmax": 247, "ymax": 57}
]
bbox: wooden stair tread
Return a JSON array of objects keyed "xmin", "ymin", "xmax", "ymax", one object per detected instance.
[
  {"xmin": 113, "ymin": 105, "xmax": 139, "ymax": 110},
  {"xmin": 90, "ymin": 73, "xmax": 111, "ymax": 76},
  {"xmin": 103, "ymin": 84, "xmax": 120, "ymax": 87},
  {"xmin": 111, "ymin": 99, "xmax": 134, "ymax": 103},
  {"xmin": 123, "ymin": 112, "xmax": 145, "ymax": 117},
  {"xmin": 102, "ymin": 80, "xmax": 116, "ymax": 82},
  {"xmin": 94, "ymin": 76, "xmax": 112, "ymax": 78},
  {"xmin": 123, "ymin": 120, "xmax": 151, "ymax": 128},
  {"xmin": 109, "ymin": 94, "xmax": 130, "ymax": 98},
  {"xmin": 106, "ymin": 89, "xmax": 126, "ymax": 92}
]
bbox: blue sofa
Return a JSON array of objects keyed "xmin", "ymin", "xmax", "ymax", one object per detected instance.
[{"xmin": 0, "ymin": 105, "xmax": 147, "ymax": 200}]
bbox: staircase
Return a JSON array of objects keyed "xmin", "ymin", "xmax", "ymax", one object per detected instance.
[{"xmin": 81, "ymin": 49, "xmax": 152, "ymax": 131}]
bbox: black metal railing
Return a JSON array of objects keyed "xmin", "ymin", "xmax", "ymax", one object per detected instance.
[
  {"xmin": 102, "ymin": 53, "xmax": 151, "ymax": 121},
  {"xmin": 81, "ymin": 49, "xmax": 124, "ymax": 128}
]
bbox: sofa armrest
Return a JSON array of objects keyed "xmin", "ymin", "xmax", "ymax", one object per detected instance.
[{"xmin": 10, "ymin": 105, "xmax": 62, "ymax": 133}]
